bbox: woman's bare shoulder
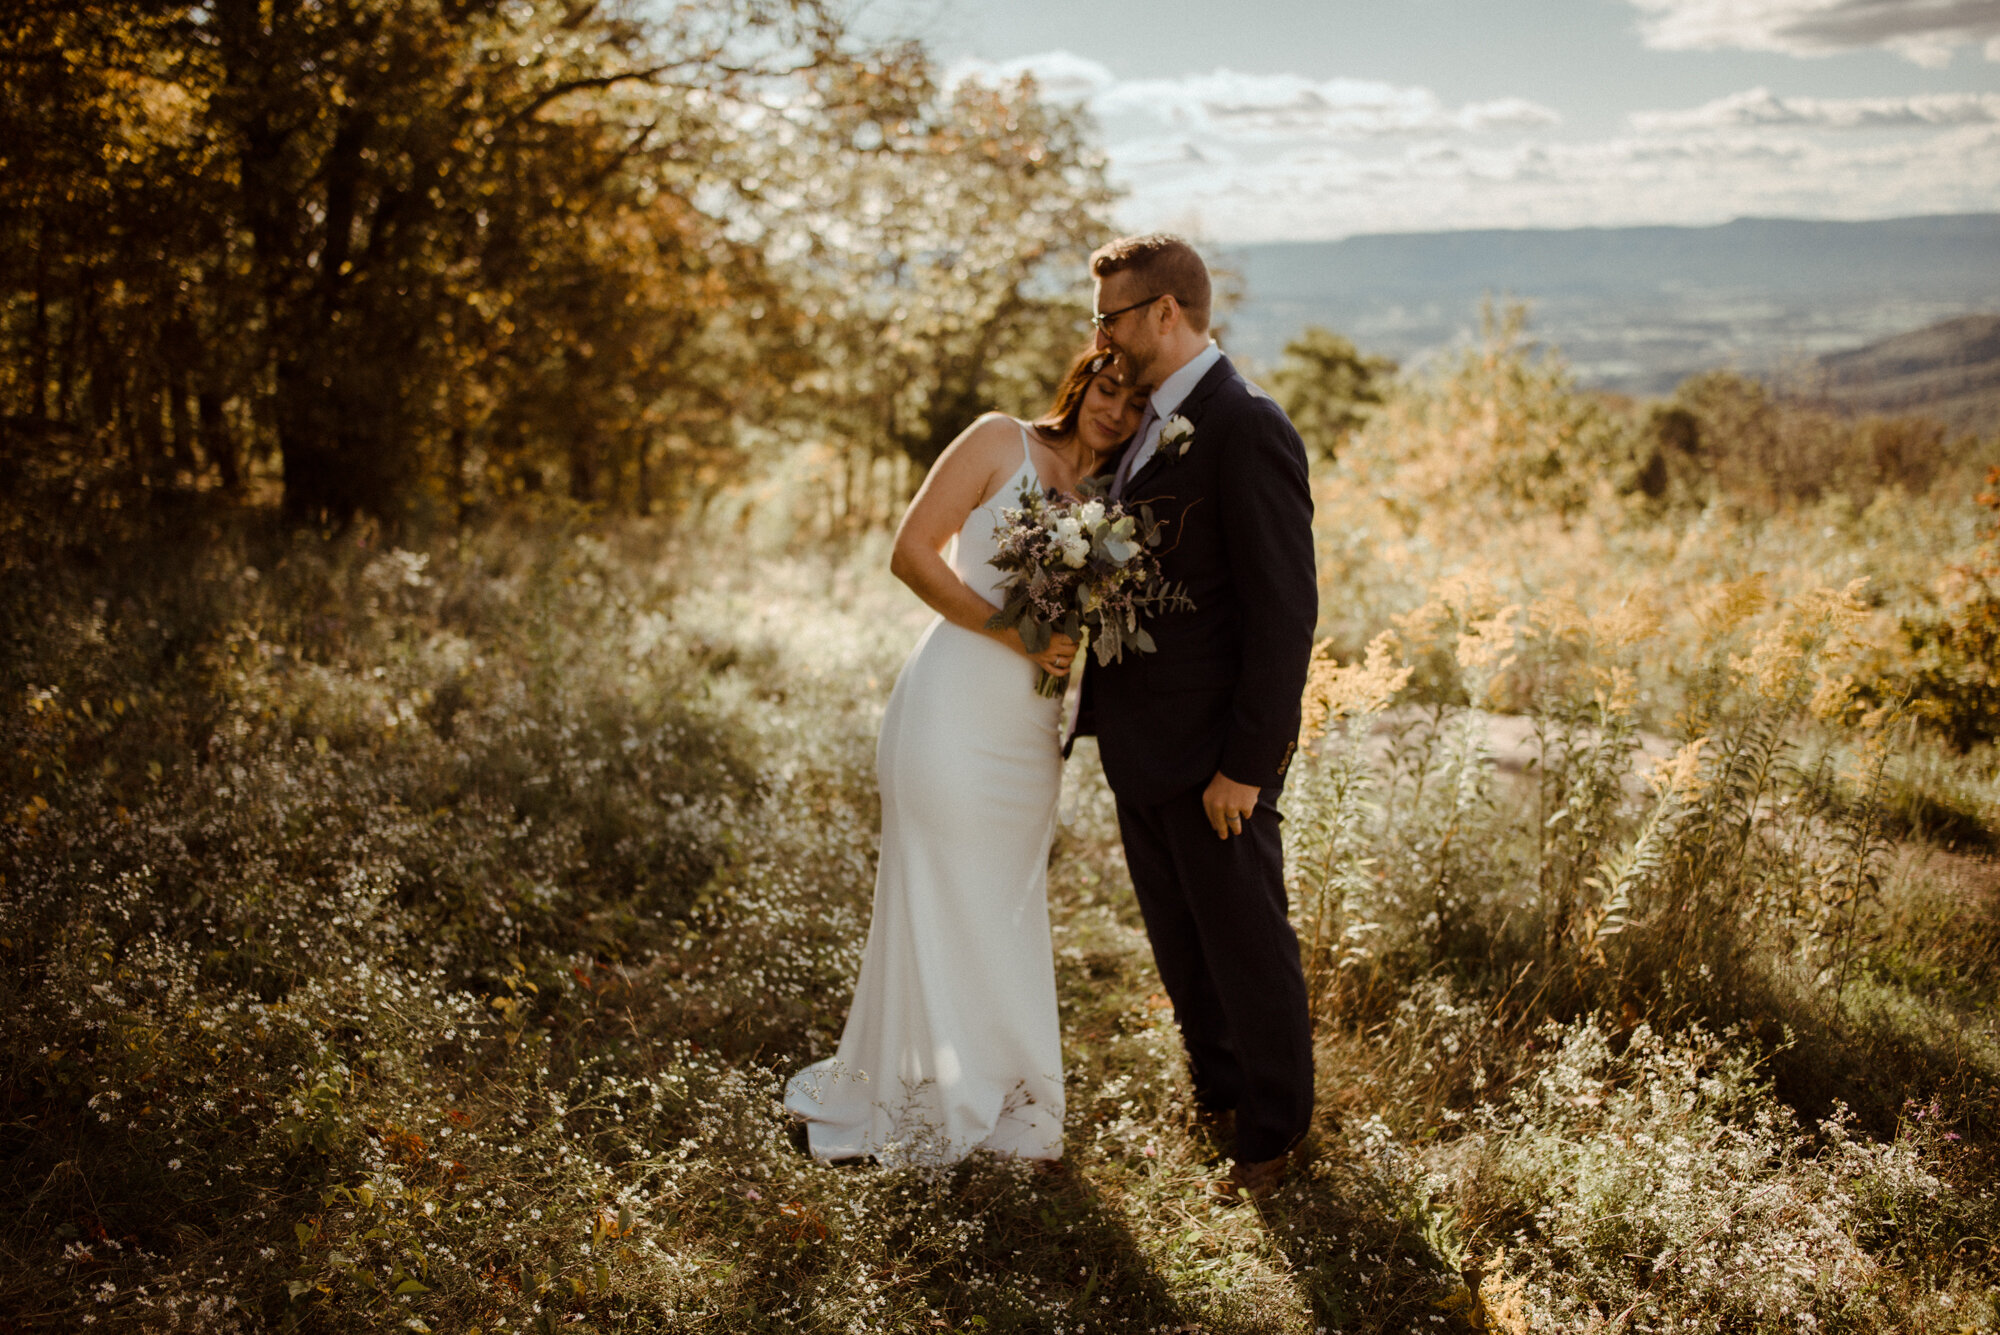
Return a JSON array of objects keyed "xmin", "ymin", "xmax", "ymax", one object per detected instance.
[
  {"xmin": 937, "ymin": 412, "xmax": 1024, "ymax": 469},
  {"xmin": 964, "ymin": 410, "xmax": 1024, "ymax": 446}
]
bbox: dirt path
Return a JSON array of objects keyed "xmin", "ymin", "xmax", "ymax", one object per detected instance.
[{"xmin": 1358, "ymin": 706, "xmax": 1676, "ymax": 790}]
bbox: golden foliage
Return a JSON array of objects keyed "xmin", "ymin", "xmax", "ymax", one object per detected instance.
[
  {"xmin": 1641, "ymin": 736, "xmax": 1710, "ymax": 799},
  {"xmin": 1300, "ymin": 631, "xmax": 1413, "ymax": 744},
  {"xmin": 1525, "ymin": 588, "xmax": 1590, "ymax": 645},
  {"xmin": 1592, "ymin": 664, "xmax": 1638, "ymax": 716},
  {"xmin": 1728, "ymin": 578, "xmax": 1871, "ymax": 702},
  {"xmin": 1696, "ymin": 572, "xmax": 1772, "ymax": 640},
  {"xmin": 1456, "ymin": 605, "xmax": 1524, "ymax": 676}
]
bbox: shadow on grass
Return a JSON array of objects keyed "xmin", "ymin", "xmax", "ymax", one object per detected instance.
[
  {"xmin": 739, "ymin": 1149, "xmax": 1194, "ymax": 1334},
  {"xmin": 1261, "ymin": 1132, "xmax": 1484, "ymax": 1335}
]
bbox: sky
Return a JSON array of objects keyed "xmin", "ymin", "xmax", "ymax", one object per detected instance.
[{"xmin": 850, "ymin": 0, "xmax": 2000, "ymax": 241}]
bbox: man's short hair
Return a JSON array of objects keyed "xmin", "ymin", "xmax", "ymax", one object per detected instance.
[{"xmin": 1090, "ymin": 234, "xmax": 1212, "ymax": 335}]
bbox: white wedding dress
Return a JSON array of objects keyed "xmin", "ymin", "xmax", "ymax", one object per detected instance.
[{"xmin": 785, "ymin": 423, "xmax": 1066, "ymax": 1165}]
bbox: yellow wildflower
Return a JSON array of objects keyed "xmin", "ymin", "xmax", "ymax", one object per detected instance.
[
  {"xmin": 1595, "ymin": 596, "xmax": 1663, "ymax": 650},
  {"xmin": 1299, "ymin": 631, "xmax": 1413, "ymax": 744},
  {"xmin": 1394, "ymin": 570, "xmax": 1508, "ymax": 657},
  {"xmin": 1526, "ymin": 588, "xmax": 1589, "ymax": 645},
  {"xmin": 1697, "ymin": 572, "xmax": 1771, "ymax": 641},
  {"xmin": 1457, "ymin": 605, "xmax": 1522, "ymax": 674},
  {"xmin": 1592, "ymin": 664, "xmax": 1638, "ymax": 716},
  {"xmin": 1730, "ymin": 579, "xmax": 1871, "ymax": 702},
  {"xmin": 1642, "ymin": 736, "xmax": 1708, "ymax": 799}
]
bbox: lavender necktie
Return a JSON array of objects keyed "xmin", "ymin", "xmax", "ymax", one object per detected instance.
[{"xmin": 1111, "ymin": 403, "xmax": 1159, "ymax": 501}]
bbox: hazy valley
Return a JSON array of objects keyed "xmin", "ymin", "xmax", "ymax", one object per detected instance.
[{"xmin": 1225, "ymin": 213, "xmax": 2000, "ymax": 417}]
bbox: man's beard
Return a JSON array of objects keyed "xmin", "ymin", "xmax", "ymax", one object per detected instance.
[{"xmin": 1117, "ymin": 337, "xmax": 1161, "ymax": 384}]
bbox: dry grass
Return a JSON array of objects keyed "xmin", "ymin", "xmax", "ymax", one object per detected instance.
[{"xmin": 4, "ymin": 329, "xmax": 1999, "ymax": 1331}]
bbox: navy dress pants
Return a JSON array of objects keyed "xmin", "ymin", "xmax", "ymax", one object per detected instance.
[{"xmin": 1115, "ymin": 782, "xmax": 1314, "ymax": 1163}]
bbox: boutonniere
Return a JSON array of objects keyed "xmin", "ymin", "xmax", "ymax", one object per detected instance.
[{"xmin": 1159, "ymin": 414, "xmax": 1195, "ymax": 458}]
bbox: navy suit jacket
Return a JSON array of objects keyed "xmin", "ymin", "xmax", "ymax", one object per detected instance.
[{"xmin": 1075, "ymin": 353, "xmax": 1318, "ymax": 807}]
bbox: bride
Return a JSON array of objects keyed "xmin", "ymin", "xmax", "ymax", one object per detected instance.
[{"xmin": 785, "ymin": 348, "xmax": 1150, "ymax": 1165}]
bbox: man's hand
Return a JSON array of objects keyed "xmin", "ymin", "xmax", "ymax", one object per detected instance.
[
  {"xmin": 1027, "ymin": 631, "xmax": 1079, "ymax": 678},
  {"xmin": 1203, "ymin": 770, "xmax": 1261, "ymax": 840}
]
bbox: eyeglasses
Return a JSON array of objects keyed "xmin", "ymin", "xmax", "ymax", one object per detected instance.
[{"xmin": 1089, "ymin": 293, "xmax": 1165, "ymax": 334}]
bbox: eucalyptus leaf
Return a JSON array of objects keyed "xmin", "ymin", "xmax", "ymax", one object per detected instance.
[{"xmin": 985, "ymin": 593, "xmax": 1028, "ymax": 631}]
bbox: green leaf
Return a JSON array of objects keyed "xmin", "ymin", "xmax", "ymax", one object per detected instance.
[
  {"xmin": 286, "ymin": 1280, "xmax": 314, "ymax": 1301},
  {"xmin": 395, "ymin": 1279, "xmax": 430, "ymax": 1295},
  {"xmin": 984, "ymin": 597, "xmax": 1025, "ymax": 631},
  {"xmin": 1133, "ymin": 626, "xmax": 1157, "ymax": 653}
]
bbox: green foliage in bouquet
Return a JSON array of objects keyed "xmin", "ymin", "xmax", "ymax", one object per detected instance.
[{"xmin": 983, "ymin": 477, "xmax": 1192, "ymax": 695}]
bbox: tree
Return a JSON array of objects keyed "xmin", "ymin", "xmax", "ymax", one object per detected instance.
[
  {"xmin": 0, "ymin": 0, "xmax": 847, "ymax": 521},
  {"xmin": 741, "ymin": 54, "xmax": 1117, "ymax": 474},
  {"xmin": 1268, "ymin": 325, "xmax": 1395, "ymax": 464},
  {"xmin": 1, "ymin": 3, "xmax": 1120, "ymax": 525}
]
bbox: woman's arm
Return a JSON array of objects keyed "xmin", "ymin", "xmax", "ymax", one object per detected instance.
[{"xmin": 890, "ymin": 416, "xmax": 1075, "ymax": 674}]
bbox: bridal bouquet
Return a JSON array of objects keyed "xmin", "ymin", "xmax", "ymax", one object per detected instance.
[{"xmin": 985, "ymin": 478, "xmax": 1193, "ymax": 698}]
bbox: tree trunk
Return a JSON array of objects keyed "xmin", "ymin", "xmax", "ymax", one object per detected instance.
[
  {"xmin": 55, "ymin": 267, "xmax": 78, "ymax": 422},
  {"xmin": 82, "ymin": 276, "xmax": 113, "ymax": 440},
  {"xmin": 199, "ymin": 390, "xmax": 239, "ymax": 492},
  {"xmin": 137, "ymin": 372, "xmax": 167, "ymax": 483},
  {"xmin": 28, "ymin": 216, "xmax": 48, "ymax": 420},
  {"xmin": 570, "ymin": 428, "xmax": 597, "ymax": 504},
  {"xmin": 167, "ymin": 362, "xmax": 196, "ymax": 477},
  {"xmin": 448, "ymin": 423, "xmax": 467, "ymax": 526}
]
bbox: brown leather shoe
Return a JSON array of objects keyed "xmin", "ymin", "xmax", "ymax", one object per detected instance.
[{"xmin": 1208, "ymin": 1151, "xmax": 1286, "ymax": 1204}]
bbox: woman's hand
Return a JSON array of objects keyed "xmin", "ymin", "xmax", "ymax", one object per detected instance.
[{"xmin": 1026, "ymin": 631, "xmax": 1078, "ymax": 678}]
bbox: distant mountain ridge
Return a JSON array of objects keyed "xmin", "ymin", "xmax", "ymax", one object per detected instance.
[
  {"xmin": 1800, "ymin": 314, "xmax": 2000, "ymax": 433},
  {"xmin": 1222, "ymin": 213, "xmax": 2000, "ymax": 397}
]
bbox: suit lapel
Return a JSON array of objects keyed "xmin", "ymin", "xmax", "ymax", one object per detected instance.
[{"xmin": 1125, "ymin": 354, "xmax": 1239, "ymax": 499}]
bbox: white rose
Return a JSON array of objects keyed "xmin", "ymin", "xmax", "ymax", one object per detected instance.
[
  {"xmin": 1078, "ymin": 499, "xmax": 1106, "ymax": 527},
  {"xmin": 1060, "ymin": 534, "xmax": 1090, "ymax": 567}
]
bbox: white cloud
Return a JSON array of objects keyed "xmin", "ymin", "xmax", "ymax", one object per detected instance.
[
  {"xmin": 1629, "ymin": 0, "xmax": 2000, "ymax": 66},
  {"xmin": 944, "ymin": 51, "xmax": 1116, "ymax": 103},
  {"xmin": 1091, "ymin": 70, "xmax": 1559, "ymax": 140},
  {"xmin": 950, "ymin": 58, "xmax": 1561, "ymax": 143},
  {"xmin": 947, "ymin": 49, "xmax": 2000, "ymax": 241},
  {"xmin": 1118, "ymin": 123, "xmax": 2000, "ymax": 241},
  {"xmin": 1634, "ymin": 86, "xmax": 2000, "ymax": 129}
]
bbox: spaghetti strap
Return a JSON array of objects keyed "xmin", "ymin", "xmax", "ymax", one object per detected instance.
[{"xmin": 1017, "ymin": 420, "xmax": 1043, "ymax": 491}]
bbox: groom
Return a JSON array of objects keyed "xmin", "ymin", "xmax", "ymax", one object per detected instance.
[{"xmin": 1077, "ymin": 234, "xmax": 1317, "ymax": 1202}]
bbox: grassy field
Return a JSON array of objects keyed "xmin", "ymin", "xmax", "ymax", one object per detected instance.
[{"xmin": 5, "ymin": 334, "xmax": 2000, "ymax": 1333}]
